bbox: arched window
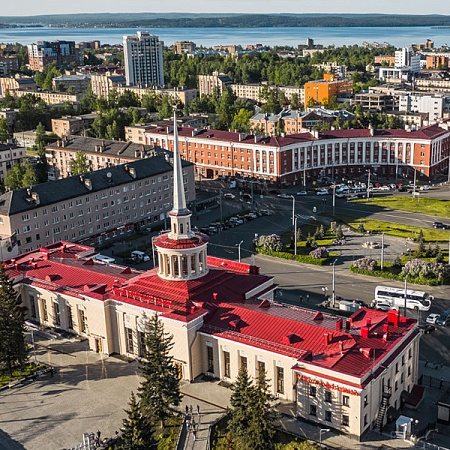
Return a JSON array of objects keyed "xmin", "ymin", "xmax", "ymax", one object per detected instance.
[
  {"xmin": 180, "ymin": 223, "xmax": 184, "ymax": 233},
  {"xmin": 173, "ymin": 223, "xmax": 177, "ymax": 234}
]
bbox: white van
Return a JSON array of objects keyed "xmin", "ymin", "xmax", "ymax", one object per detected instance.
[
  {"xmin": 94, "ymin": 254, "xmax": 116, "ymax": 264},
  {"xmin": 131, "ymin": 250, "xmax": 150, "ymax": 262}
]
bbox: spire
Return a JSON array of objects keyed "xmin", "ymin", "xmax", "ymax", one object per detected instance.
[{"xmin": 170, "ymin": 109, "xmax": 190, "ymax": 215}]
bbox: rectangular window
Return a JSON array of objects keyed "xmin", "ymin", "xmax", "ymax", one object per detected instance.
[
  {"xmin": 41, "ymin": 299, "xmax": 48, "ymax": 322},
  {"xmin": 125, "ymin": 328, "xmax": 134, "ymax": 354},
  {"xmin": 29, "ymin": 295, "xmax": 36, "ymax": 318},
  {"xmin": 240, "ymin": 355, "xmax": 247, "ymax": 371},
  {"xmin": 342, "ymin": 414, "xmax": 349, "ymax": 426},
  {"xmin": 325, "ymin": 390, "xmax": 332, "ymax": 403},
  {"xmin": 138, "ymin": 331, "xmax": 146, "ymax": 357},
  {"xmin": 79, "ymin": 309, "xmax": 86, "ymax": 333},
  {"xmin": 325, "ymin": 410, "xmax": 332, "ymax": 422},
  {"xmin": 257, "ymin": 360, "xmax": 265, "ymax": 377},
  {"xmin": 343, "ymin": 395, "xmax": 350, "ymax": 407},
  {"xmin": 67, "ymin": 305, "xmax": 73, "ymax": 329},
  {"xmin": 223, "ymin": 351, "xmax": 231, "ymax": 378},
  {"xmin": 53, "ymin": 302, "xmax": 60, "ymax": 327},
  {"xmin": 310, "ymin": 386, "xmax": 317, "ymax": 397},
  {"xmin": 207, "ymin": 346, "xmax": 214, "ymax": 374},
  {"xmin": 309, "ymin": 404, "xmax": 317, "ymax": 416},
  {"xmin": 364, "ymin": 414, "xmax": 368, "ymax": 426},
  {"xmin": 364, "ymin": 395, "xmax": 368, "ymax": 407},
  {"xmin": 276, "ymin": 366, "xmax": 284, "ymax": 394}
]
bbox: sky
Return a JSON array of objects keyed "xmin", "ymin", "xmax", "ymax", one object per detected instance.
[{"xmin": 3, "ymin": 0, "xmax": 450, "ymax": 16}]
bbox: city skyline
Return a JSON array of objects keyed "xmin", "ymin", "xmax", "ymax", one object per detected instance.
[{"xmin": 3, "ymin": 1, "xmax": 450, "ymax": 17}]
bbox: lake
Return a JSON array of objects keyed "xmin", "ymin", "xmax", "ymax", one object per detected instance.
[{"xmin": 1, "ymin": 26, "xmax": 450, "ymax": 48}]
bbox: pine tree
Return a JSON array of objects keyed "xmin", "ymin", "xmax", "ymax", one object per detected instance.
[
  {"xmin": 138, "ymin": 314, "xmax": 182, "ymax": 427},
  {"xmin": 117, "ymin": 391, "xmax": 157, "ymax": 450},
  {"xmin": 0, "ymin": 264, "xmax": 28, "ymax": 375},
  {"xmin": 247, "ymin": 370, "xmax": 277, "ymax": 450},
  {"xmin": 228, "ymin": 367, "xmax": 254, "ymax": 440}
]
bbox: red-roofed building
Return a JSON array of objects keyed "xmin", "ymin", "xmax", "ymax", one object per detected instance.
[
  {"xmin": 144, "ymin": 121, "xmax": 450, "ymax": 183},
  {"xmin": 8, "ymin": 112, "xmax": 421, "ymax": 440}
]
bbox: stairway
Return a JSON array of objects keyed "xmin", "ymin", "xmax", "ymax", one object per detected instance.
[{"xmin": 375, "ymin": 387, "xmax": 392, "ymax": 431}]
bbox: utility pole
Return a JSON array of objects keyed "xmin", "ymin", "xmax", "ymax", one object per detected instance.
[{"xmin": 381, "ymin": 232, "xmax": 385, "ymax": 271}]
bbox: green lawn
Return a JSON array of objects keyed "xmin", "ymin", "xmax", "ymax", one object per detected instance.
[
  {"xmin": 354, "ymin": 196, "xmax": 450, "ymax": 217},
  {"xmin": 345, "ymin": 218, "xmax": 450, "ymax": 242},
  {"xmin": 0, "ymin": 363, "xmax": 41, "ymax": 388}
]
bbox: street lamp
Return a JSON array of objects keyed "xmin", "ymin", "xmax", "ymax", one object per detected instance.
[
  {"xmin": 319, "ymin": 428, "xmax": 330, "ymax": 449},
  {"xmin": 237, "ymin": 240, "xmax": 244, "ymax": 262},
  {"xmin": 331, "ymin": 258, "xmax": 338, "ymax": 308},
  {"xmin": 381, "ymin": 232, "xmax": 385, "ymax": 271},
  {"xmin": 294, "ymin": 216, "xmax": 298, "ymax": 256},
  {"xmin": 291, "ymin": 195, "xmax": 295, "ymax": 226},
  {"xmin": 403, "ymin": 275, "xmax": 408, "ymax": 317}
]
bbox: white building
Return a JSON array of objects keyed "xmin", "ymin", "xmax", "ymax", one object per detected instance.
[
  {"xmin": 123, "ymin": 32, "xmax": 164, "ymax": 87},
  {"xmin": 398, "ymin": 93, "xmax": 450, "ymax": 123}
]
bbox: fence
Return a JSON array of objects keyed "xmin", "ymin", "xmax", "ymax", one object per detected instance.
[{"xmin": 419, "ymin": 374, "xmax": 450, "ymax": 391}]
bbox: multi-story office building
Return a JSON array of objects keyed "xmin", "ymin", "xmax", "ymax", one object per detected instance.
[
  {"xmin": 123, "ymin": 32, "xmax": 164, "ymax": 87},
  {"xmin": 27, "ymin": 41, "xmax": 83, "ymax": 72},
  {"xmin": 0, "ymin": 156, "xmax": 195, "ymax": 253},
  {"xmin": 8, "ymin": 115, "xmax": 421, "ymax": 439},
  {"xmin": 144, "ymin": 121, "xmax": 450, "ymax": 182}
]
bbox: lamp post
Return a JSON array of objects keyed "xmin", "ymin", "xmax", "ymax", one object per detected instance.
[
  {"xmin": 291, "ymin": 195, "xmax": 295, "ymax": 227},
  {"xmin": 294, "ymin": 216, "xmax": 298, "ymax": 256},
  {"xmin": 404, "ymin": 275, "xmax": 408, "ymax": 317},
  {"xmin": 381, "ymin": 232, "xmax": 385, "ymax": 271},
  {"xmin": 31, "ymin": 328, "xmax": 37, "ymax": 365},
  {"xmin": 319, "ymin": 428, "xmax": 330, "ymax": 449},
  {"xmin": 366, "ymin": 168, "xmax": 371, "ymax": 199},
  {"xmin": 331, "ymin": 259, "xmax": 338, "ymax": 307},
  {"xmin": 332, "ymin": 183, "xmax": 336, "ymax": 217},
  {"xmin": 237, "ymin": 240, "xmax": 244, "ymax": 262},
  {"xmin": 219, "ymin": 189, "xmax": 223, "ymax": 223}
]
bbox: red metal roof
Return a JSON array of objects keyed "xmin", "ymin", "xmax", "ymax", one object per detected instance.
[{"xmin": 153, "ymin": 232, "xmax": 209, "ymax": 249}]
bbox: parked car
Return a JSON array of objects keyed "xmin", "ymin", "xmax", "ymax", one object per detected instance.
[
  {"xmin": 224, "ymin": 193, "xmax": 235, "ymax": 199},
  {"xmin": 296, "ymin": 191, "xmax": 308, "ymax": 196},
  {"xmin": 435, "ymin": 309, "xmax": 450, "ymax": 326},
  {"xmin": 426, "ymin": 313, "xmax": 440, "ymax": 324},
  {"xmin": 420, "ymin": 185, "xmax": 431, "ymax": 191},
  {"xmin": 277, "ymin": 193, "xmax": 290, "ymax": 199},
  {"xmin": 316, "ymin": 189, "xmax": 329, "ymax": 196},
  {"xmin": 418, "ymin": 323, "xmax": 436, "ymax": 334},
  {"xmin": 260, "ymin": 209, "xmax": 272, "ymax": 216}
]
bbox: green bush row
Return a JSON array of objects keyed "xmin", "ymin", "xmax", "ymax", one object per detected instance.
[{"xmin": 256, "ymin": 248, "xmax": 332, "ymax": 266}]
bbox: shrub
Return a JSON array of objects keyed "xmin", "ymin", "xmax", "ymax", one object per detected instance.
[
  {"xmin": 352, "ymin": 256, "xmax": 377, "ymax": 271},
  {"xmin": 255, "ymin": 234, "xmax": 284, "ymax": 252},
  {"xmin": 309, "ymin": 246, "xmax": 329, "ymax": 259}
]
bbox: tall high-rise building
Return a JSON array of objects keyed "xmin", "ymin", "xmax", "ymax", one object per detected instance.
[{"xmin": 123, "ymin": 32, "xmax": 164, "ymax": 87}]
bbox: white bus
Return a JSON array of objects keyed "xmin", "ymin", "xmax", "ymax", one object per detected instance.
[{"xmin": 374, "ymin": 285, "xmax": 433, "ymax": 311}]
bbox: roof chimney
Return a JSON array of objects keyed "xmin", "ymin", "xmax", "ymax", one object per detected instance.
[{"xmin": 360, "ymin": 326, "xmax": 369, "ymax": 338}]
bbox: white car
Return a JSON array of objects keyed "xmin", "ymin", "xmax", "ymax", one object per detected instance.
[
  {"xmin": 420, "ymin": 185, "xmax": 431, "ymax": 191},
  {"xmin": 224, "ymin": 193, "xmax": 235, "ymax": 199},
  {"xmin": 316, "ymin": 189, "xmax": 329, "ymax": 196},
  {"xmin": 296, "ymin": 191, "xmax": 308, "ymax": 196},
  {"xmin": 426, "ymin": 313, "xmax": 440, "ymax": 324}
]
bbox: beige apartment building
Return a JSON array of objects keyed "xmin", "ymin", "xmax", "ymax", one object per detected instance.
[
  {"xmin": 198, "ymin": 71, "xmax": 233, "ymax": 96},
  {"xmin": 174, "ymin": 41, "xmax": 196, "ymax": 54},
  {"xmin": 115, "ymin": 85, "xmax": 197, "ymax": 107},
  {"xmin": 90, "ymin": 74, "xmax": 127, "ymax": 98},
  {"xmin": 8, "ymin": 118, "xmax": 422, "ymax": 439},
  {"xmin": 0, "ymin": 75, "xmax": 36, "ymax": 96},
  {"xmin": 45, "ymin": 136, "xmax": 166, "ymax": 180},
  {"xmin": 0, "ymin": 156, "xmax": 195, "ymax": 254},
  {"xmin": 0, "ymin": 143, "xmax": 27, "ymax": 182},
  {"xmin": 51, "ymin": 114, "xmax": 98, "ymax": 137},
  {"xmin": 14, "ymin": 89, "xmax": 82, "ymax": 105}
]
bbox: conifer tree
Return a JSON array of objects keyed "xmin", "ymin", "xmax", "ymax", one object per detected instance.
[
  {"xmin": 117, "ymin": 391, "xmax": 157, "ymax": 450},
  {"xmin": 247, "ymin": 370, "xmax": 277, "ymax": 450},
  {"xmin": 228, "ymin": 367, "xmax": 254, "ymax": 440},
  {"xmin": 138, "ymin": 314, "xmax": 182, "ymax": 427},
  {"xmin": 0, "ymin": 264, "xmax": 28, "ymax": 375}
]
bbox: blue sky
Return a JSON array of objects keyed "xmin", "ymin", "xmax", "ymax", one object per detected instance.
[{"xmin": 3, "ymin": 1, "xmax": 450, "ymax": 16}]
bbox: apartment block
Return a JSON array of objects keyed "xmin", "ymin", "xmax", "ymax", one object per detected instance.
[
  {"xmin": 198, "ymin": 71, "xmax": 233, "ymax": 96},
  {"xmin": 27, "ymin": 41, "xmax": 83, "ymax": 72},
  {"xmin": 174, "ymin": 41, "xmax": 196, "ymax": 54},
  {"xmin": 0, "ymin": 75, "xmax": 36, "ymax": 96},
  {"xmin": 45, "ymin": 135, "xmax": 164, "ymax": 180},
  {"xmin": 52, "ymin": 74, "xmax": 91, "ymax": 94},
  {"xmin": 13, "ymin": 89, "xmax": 82, "ymax": 105},
  {"xmin": 304, "ymin": 77, "xmax": 353, "ymax": 106},
  {"xmin": 115, "ymin": 85, "xmax": 197, "ymax": 107},
  {"xmin": 425, "ymin": 55, "xmax": 450, "ymax": 69},
  {"xmin": 0, "ymin": 55, "xmax": 19, "ymax": 76},
  {"xmin": 123, "ymin": 32, "xmax": 164, "ymax": 87},
  {"xmin": 0, "ymin": 157, "xmax": 195, "ymax": 253},
  {"xmin": 90, "ymin": 74, "xmax": 126, "ymax": 98},
  {"xmin": 0, "ymin": 143, "xmax": 26, "ymax": 182},
  {"xmin": 51, "ymin": 114, "xmax": 98, "ymax": 137}
]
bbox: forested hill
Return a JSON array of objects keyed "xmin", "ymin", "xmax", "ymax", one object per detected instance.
[{"xmin": 2, "ymin": 13, "xmax": 450, "ymax": 28}]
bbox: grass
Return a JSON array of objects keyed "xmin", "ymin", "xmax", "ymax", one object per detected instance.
[
  {"xmin": 156, "ymin": 415, "xmax": 183, "ymax": 450},
  {"xmin": 354, "ymin": 196, "xmax": 450, "ymax": 217},
  {"xmin": 345, "ymin": 218, "xmax": 450, "ymax": 242},
  {"xmin": 0, "ymin": 363, "xmax": 41, "ymax": 388}
]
